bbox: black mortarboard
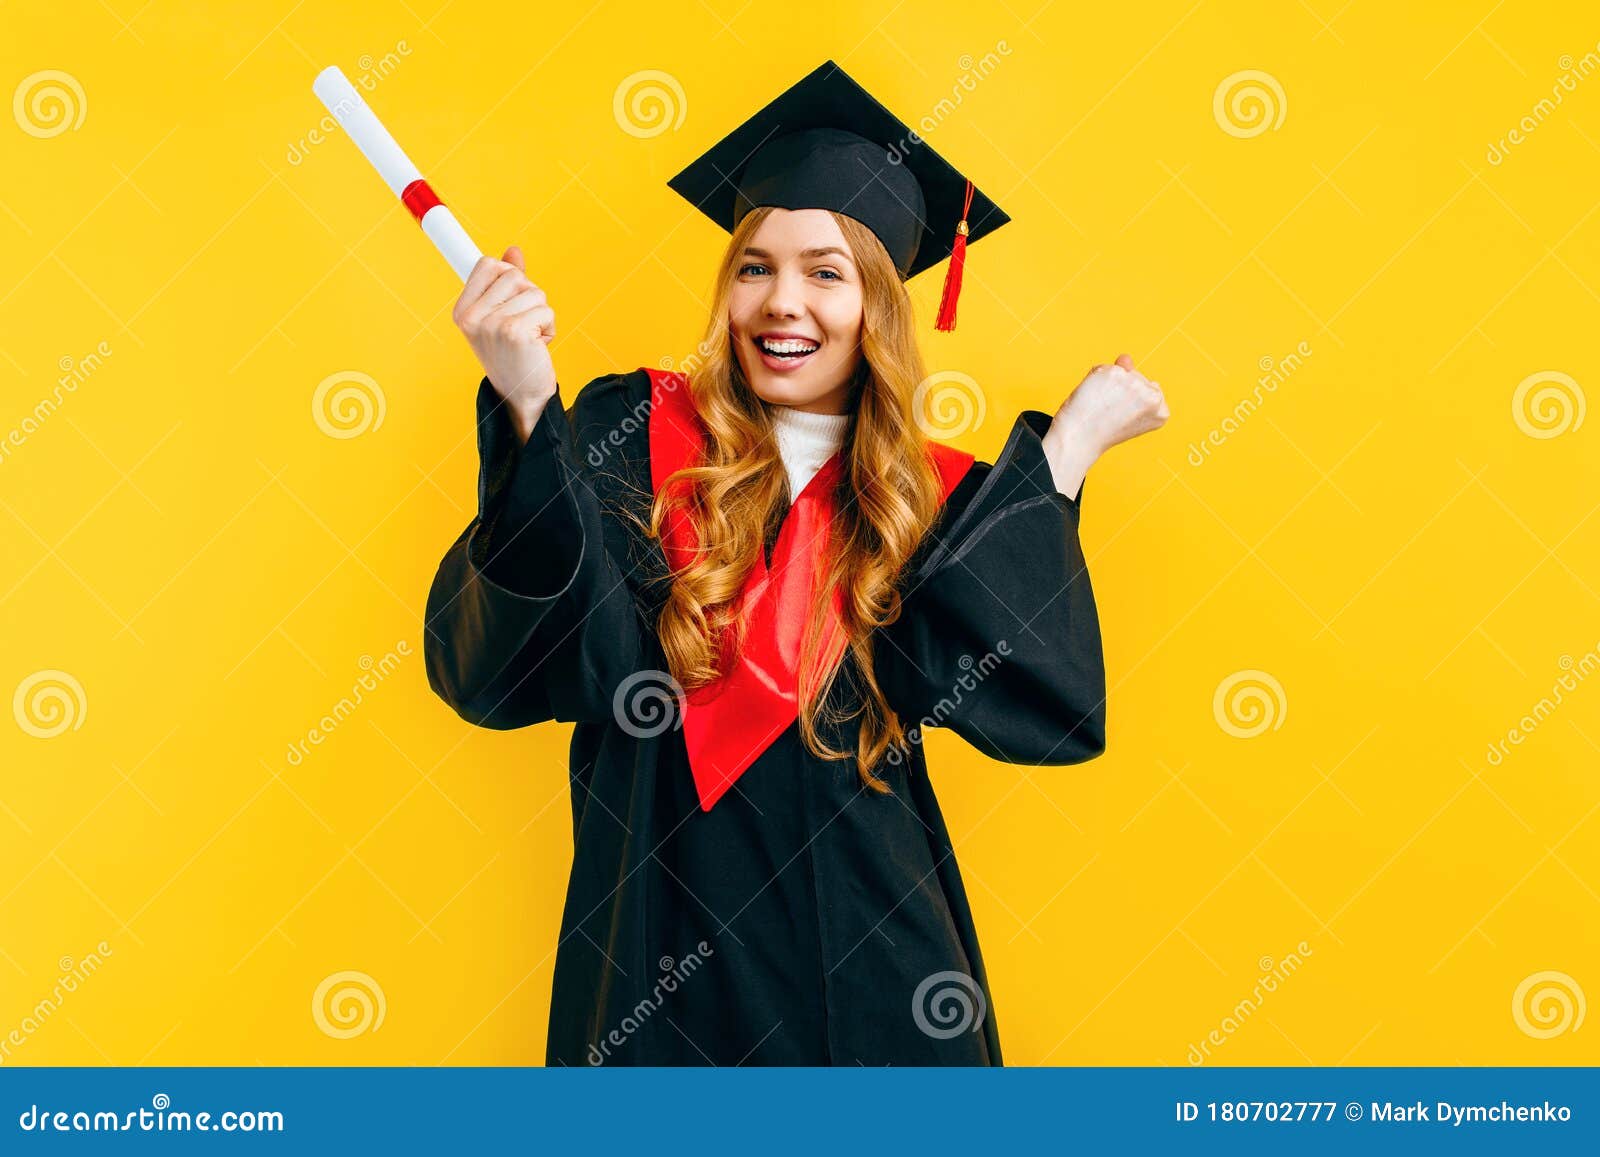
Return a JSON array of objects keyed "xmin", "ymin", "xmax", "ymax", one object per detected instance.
[{"xmin": 666, "ymin": 60, "xmax": 1010, "ymax": 331}]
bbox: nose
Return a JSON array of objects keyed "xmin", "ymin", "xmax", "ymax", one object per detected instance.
[{"xmin": 761, "ymin": 267, "xmax": 806, "ymax": 319}]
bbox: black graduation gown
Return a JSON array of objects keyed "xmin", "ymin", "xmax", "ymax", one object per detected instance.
[{"xmin": 422, "ymin": 368, "xmax": 1107, "ymax": 1066}]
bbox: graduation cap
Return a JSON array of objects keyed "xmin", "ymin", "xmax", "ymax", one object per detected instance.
[{"xmin": 666, "ymin": 60, "xmax": 1009, "ymax": 331}]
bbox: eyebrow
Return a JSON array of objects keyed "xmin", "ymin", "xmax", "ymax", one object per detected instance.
[{"xmin": 741, "ymin": 246, "xmax": 855, "ymax": 264}]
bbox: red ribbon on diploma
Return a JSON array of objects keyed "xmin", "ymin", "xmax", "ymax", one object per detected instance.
[{"xmin": 400, "ymin": 179, "xmax": 442, "ymax": 223}]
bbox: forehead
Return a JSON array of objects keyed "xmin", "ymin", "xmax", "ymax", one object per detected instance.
[{"xmin": 745, "ymin": 208, "xmax": 854, "ymax": 260}]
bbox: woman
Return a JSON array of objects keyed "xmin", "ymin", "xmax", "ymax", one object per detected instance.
[{"xmin": 423, "ymin": 62, "xmax": 1168, "ymax": 1065}]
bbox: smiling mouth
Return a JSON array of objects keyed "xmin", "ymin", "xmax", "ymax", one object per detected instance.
[{"xmin": 755, "ymin": 335, "xmax": 821, "ymax": 359}]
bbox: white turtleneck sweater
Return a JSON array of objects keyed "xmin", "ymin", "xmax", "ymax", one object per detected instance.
[{"xmin": 769, "ymin": 404, "xmax": 850, "ymax": 505}]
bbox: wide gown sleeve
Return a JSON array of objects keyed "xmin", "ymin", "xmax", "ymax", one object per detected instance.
[
  {"xmin": 876, "ymin": 410, "xmax": 1108, "ymax": 764},
  {"xmin": 423, "ymin": 374, "xmax": 647, "ymax": 729}
]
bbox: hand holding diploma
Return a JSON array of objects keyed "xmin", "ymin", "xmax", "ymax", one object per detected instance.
[
  {"xmin": 310, "ymin": 66, "xmax": 555, "ymax": 440},
  {"xmin": 453, "ymin": 246, "xmax": 559, "ymax": 445}
]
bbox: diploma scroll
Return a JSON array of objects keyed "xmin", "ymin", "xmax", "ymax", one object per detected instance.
[{"xmin": 311, "ymin": 66, "xmax": 484, "ymax": 282}]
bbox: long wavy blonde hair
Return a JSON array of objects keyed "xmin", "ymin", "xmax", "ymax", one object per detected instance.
[{"xmin": 648, "ymin": 206, "xmax": 948, "ymax": 794}]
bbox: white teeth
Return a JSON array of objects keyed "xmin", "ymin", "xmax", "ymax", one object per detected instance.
[{"xmin": 758, "ymin": 337, "xmax": 819, "ymax": 355}]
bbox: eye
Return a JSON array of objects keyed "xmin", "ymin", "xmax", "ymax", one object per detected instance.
[
  {"xmin": 814, "ymin": 268, "xmax": 841, "ymax": 281},
  {"xmin": 738, "ymin": 263, "xmax": 768, "ymax": 276}
]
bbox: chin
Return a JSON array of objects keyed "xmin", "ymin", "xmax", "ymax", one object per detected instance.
[
  {"xmin": 744, "ymin": 374, "xmax": 803, "ymax": 404},
  {"xmin": 738, "ymin": 354, "xmax": 848, "ymax": 410}
]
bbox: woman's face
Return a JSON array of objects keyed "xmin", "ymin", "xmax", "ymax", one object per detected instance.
[{"xmin": 728, "ymin": 208, "xmax": 864, "ymax": 415}]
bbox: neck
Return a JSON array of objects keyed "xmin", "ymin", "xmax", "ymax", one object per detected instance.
[
  {"xmin": 768, "ymin": 404, "xmax": 850, "ymax": 502},
  {"xmin": 769, "ymin": 404, "xmax": 851, "ymax": 438}
]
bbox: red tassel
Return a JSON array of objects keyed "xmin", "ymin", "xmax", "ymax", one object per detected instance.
[{"xmin": 934, "ymin": 179, "xmax": 975, "ymax": 332}]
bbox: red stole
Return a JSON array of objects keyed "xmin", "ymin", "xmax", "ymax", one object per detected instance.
[{"xmin": 644, "ymin": 367, "xmax": 975, "ymax": 811}]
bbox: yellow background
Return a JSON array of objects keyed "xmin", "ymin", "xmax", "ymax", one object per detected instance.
[{"xmin": 2, "ymin": 0, "xmax": 1597, "ymax": 1066}]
